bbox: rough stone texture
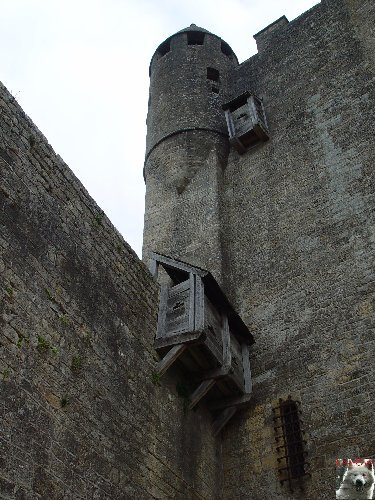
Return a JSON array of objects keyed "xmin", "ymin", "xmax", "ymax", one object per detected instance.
[
  {"xmin": 0, "ymin": 82, "xmax": 221, "ymax": 499},
  {"xmin": 144, "ymin": 0, "xmax": 374, "ymax": 499},
  {"xmin": 1, "ymin": 0, "xmax": 374, "ymax": 498}
]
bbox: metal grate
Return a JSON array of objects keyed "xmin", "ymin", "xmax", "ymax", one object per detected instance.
[{"xmin": 272, "ymin": 396, "xmax": 310, "ymax": 492}]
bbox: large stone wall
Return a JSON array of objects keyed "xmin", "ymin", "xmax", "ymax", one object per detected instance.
[
  {"xmin": 0, "ymin": 82, "xmax": 221, "ymax": 499},
  {"xmin": 221, "ymin": 0, "xmax": 374, "ymax": 498}
]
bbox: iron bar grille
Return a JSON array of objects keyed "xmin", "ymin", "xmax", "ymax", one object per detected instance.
[{"xmin": 272, "ymin": 396, "xmax": 309, "ymax": 492}]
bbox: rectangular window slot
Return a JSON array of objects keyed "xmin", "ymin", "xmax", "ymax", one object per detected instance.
[
  {"xmin": 207, "ymin": 67, "xmax": 220, "ymax": 82},
  {"xmin": 187, "ymin": 32, "xmax": 205, "ymax": 45}
]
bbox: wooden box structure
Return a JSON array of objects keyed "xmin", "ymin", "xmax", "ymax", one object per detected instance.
[
  {"xmin": 222, "ymin": 91, "xmax": 269, "ymax": 154},
  {"xmin": 149, "ymin": 252, "xmax": 254, "ymax": 434}
]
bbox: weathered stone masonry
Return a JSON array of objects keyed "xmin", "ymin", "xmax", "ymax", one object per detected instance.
[
  {"xmin": 0, "ymin": 0, "xmax": 374, "ymax": 498},
  {"xmin": 0, "ymin": 82, "xmax": 221, "ymax": 499},
  {"xmin": 143, "ymin": 0, "xmax": 374, "ymax": 499}
]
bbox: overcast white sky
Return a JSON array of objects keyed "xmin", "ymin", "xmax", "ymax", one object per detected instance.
[{"xmin": 0, "ymin": 0, "xmax": 319, "ymax": 256}]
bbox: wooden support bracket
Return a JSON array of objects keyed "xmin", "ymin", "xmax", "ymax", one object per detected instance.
[
  {"xmin": 212, "ymin": 406, "xmax": 237, "ymax": 436},
  {"xmin": 188, "ymin": 379, "xmax": 216, "ymax": 410},
  {"xmin": 156, "ymin": 344, "xmax": 187, "ymax": 377},
  {"xmin": 154, "ymin": 330, "xmax": 205, "ymax": 351},
  {"xmin": 198, "ymin": 365, "xmax": 232, "ymax": 381},
  {"xmin": 208, "ymin": 393, "xmax": 252, "ymax": 412}
]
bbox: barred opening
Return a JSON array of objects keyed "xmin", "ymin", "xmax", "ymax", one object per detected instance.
[{"xmin": 273, "ymin": 396, "xmax": 309, "ymax": 492}]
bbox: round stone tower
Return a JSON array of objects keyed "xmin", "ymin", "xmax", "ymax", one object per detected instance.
[{"xmin": 143, "ymin": 24, "xmax": 238, "ymax": 280}]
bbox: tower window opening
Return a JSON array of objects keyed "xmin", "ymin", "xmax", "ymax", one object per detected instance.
[
  {"xmin": 207, "ymin": 67, "xmax": 219, "ymax": 82},
  {"xmin": 221, "ymin": 41, "xmax": 233, "ymax": 59},
  {"xmin": 158, "ymin": 39, "xmax": 171, "ymax": 57},
  {"xmin": 187, "ymin": 32, "xmax": 205, "ymax": 45},
  {"xmin": 211, "ymin": 86, "xmax": 219, "ymax": 94}
]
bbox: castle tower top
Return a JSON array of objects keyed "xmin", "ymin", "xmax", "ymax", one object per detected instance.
[
  {"xmin": 146, "ymin": 25, "xmax": 238, "ymax": 160},
  {"xmin": 149, "ymin": 24, "xmax": 238, "ymax": 77}
]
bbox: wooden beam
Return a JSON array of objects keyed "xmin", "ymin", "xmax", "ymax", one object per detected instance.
[
  {"xmin": 156, "ymin": 344, "xmax": 187, "ymax": 377},
  {"xmin": 150, "ymin": 252, "xmax": 208, "ymax": 277},
  {"xmin": 222, "ymin": 314, "xmax": 231, "ymax": 367},
  {"xmin": 148, "ymin": 258, "xmax": 158, "ymax": 278},
  {"xmin": 154, "ymin": 330, "xmax": 205, "ymax": 351},
  {"xmin": 208, "ymin": 393, "xmax": 252, "ymax": 411},
  {"xmin": 155, "ymin": 285, "xmax": 168, "ymax": 340},
  {"xmin": 197, "ymin": 365, "xmax": 232, "ymax": 381},
  {"xmin": 188, "ymin": 273, "xmax": 195, "ymax": 332},
  {"xmin": 212, "ymin": 406, "xmax": 237, "ymax": 436},
  {"xmin": 242, "ymin": 343, "xmax": 252, "ymax": 394},
  {"xmin": 194, "ymin": 275, "xmax": 205, "ymax": 331},
  {"xmin": 188, "ymin": 379, "xmax": 216, "ymax": 410}
]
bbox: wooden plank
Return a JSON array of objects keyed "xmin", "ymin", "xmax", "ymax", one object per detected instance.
[
  {"xmin": 242, "ymin": 343, "xmax": 252, "ymax": 394},
  {"xmin": 224, "ymin": 109, "xmax": 235, "ymax": 139},
  {"xmin": 156, "ymin": 285, "xmax": 169, "ymax": 339},
  {"xmin": 169, "ymin": 279, "xmax": 190, "ymax": 294},
  {"xmin": 150, "ymin": 252, "xmax": 208, "ymax": 277},
  {"xmin": 205, "ymin": 333, "xmax": 222, "ymax": 366},
  {"xmin": 154, "ymin": 330, "xmax": 206, "ymax": 351},
  {"xmin": 198, "ymin": 365, "xmax": 232, "ymax": 381},
  {"xmin": 194, "ymin": 275, "xmax": 205, "ymax": 332},
  {"xmin": 212, "ymin": 407, "xmax": 237, "ymax": 436},
  {"xmin": 156, "ymin": 344, "xmax": 187, "ymax": 377},
  {"xmin": 188, "ymin": 379, "xmax": 216, "ymax": 410},
  {"xmin": 148, "ymin": 258, "xmax": 158, "ymax": 278},
  {"xmin": 230, "ymin": 334, "xmax": 244, "ymax": 391},
  {"xmin": 247, "ymin": 97, "xmax": 257, "ymax": 128},
  {"xmin": 164, "ymin": 280, "xmax": 191, "ymax": 335},
  {"xmin": 208, "ymin": 393, "xmax": 252, "ymax": 411},
  {"xmin": 188, "ymin": 273, "xmax": 195, "ymax": 332},
  {"xmin": 222, "ymin": 314, "xmax": 231, "ymax": 367}
]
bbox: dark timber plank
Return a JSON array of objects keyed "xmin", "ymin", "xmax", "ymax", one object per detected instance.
[
  {"xmin": 156, "ymin": 344, "xmax": 187, "ymax": 377},
  {"xmin": 242, "ymin": 343, "xmax": 252, "ymax": 394},
  {"xmin": 194, "ymin": 275, "xmax": 205, "ymax": 331},
  {"xmin": 188, "ymin": 273, "xmax": 195, "ymax": 332},
  {"xmin": 154, "ymin": 330, "xmax": 205, "ymax": 351},
  {"xmin": 222, "ymin": 314, "xmax": 231, "ymax": 367},
  {"xmin": 156, "ymin": 285, "xmax": 168, "ymax": 339},
  {"xmin": 208, "ymin": 393, "xmax": 252, "ymax": 411},
  {"xmin": 148, "ymin": 258, "xmax": 158, "ymax": 278},
  {"xmin": 150, "ymin": 252, "xmax": 208, "ymax": 277},
  {"xmin": 188, "ymin": 379, "xmax": 216, "ymax": 410},
  {"xmin": 198, "ymin": 365, "xmax": 232, "ymax": 381},
  {"xmin": 212, "ymin": 406, "xmax": 237, "ymax": 436}
]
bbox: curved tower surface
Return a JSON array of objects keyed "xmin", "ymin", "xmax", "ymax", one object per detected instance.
[{"xmin": 143, "ymin": 25, "xmax": 238, "ymax": 280}]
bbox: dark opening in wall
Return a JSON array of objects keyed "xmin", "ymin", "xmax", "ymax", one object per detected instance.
[
  {"xmin": 221, "ymin": 41, "xmax": 233, "ymax": 59},
  {"xmin": 273, "ymin": 397, "xmax": 309, "ymax": 492},
  {"xmin": 187, "ymin": 32, "xmax": 205, "ymax": 45},
  {"xmin": 158, "ymin": 39, "xmax": 171, "ymax": 57},
  {"xmin": 207, "ymin": 67, "xmax": 219, "ymax": 82}
]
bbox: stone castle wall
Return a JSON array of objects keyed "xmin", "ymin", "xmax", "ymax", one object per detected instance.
[
  {"xmin": 143, "ymin": 0, "xmax": 374, "ymax": 499},
  {"xmin": 0, "ymin": 82, "xmax": 221, "ymax": 499},
  {"xmin": 220, "ymin": 0, "xmax": 374, "ymax": 498},
  {"xmin": 1, "ymin": 0, "xmax": 374, "ymax": 498}
]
